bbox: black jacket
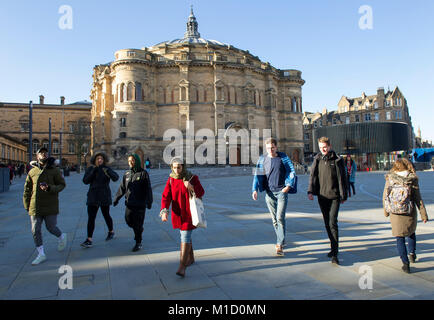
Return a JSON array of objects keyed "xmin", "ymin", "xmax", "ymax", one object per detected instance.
[
  {"xmin": 113, "ymin": 168, "xmax": 153, "ymax": 209},
  {"xmin": 83, "ymin": 165, "xmax": 119, "ymax": 206},
  {"xmin": 308, "ymin": 151, "xmax": 348, "ymax": 201}
]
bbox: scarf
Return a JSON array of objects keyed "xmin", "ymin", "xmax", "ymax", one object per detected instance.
[
  {"xmin": 169, "ymin": 165, "xmax": 193, "ymax": 181},
  {"xmin": 347, "ymin": 160, "xmax": 352, "ymax": 175}
]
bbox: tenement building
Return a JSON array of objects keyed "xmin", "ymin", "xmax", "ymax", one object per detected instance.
[
  {"xmin": 91, "ymin": 9, "xmax": 305, "ymax": 168},
  {"xmin": 0, "ymin": 96, "xmax": 91, "ymax": 167},
  {"xmin": 303, "ymin": 86, "xmax": 414, "ymax": 171}
]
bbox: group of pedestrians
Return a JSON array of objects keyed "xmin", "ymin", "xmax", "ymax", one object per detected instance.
[{"xmin": 22, "ymin": 136, "xmax": 428, "ymax": 276}]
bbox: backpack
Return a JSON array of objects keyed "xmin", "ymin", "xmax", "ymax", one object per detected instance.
[{"xmin": 384, "ymin": 176, "xmax": 413, "ymax": 215}]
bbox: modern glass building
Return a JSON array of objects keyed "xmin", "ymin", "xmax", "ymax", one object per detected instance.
[{"xmin": 313, "ymin": 122, "xmax": 411, "ymax": 171}]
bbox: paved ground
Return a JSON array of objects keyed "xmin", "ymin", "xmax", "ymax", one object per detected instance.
[{"xmin": 0, "ymin": 167, "xmax": 433, "ymax": 300}]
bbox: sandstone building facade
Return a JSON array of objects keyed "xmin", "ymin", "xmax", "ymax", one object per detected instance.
[
  {"xmin": 0, "ymin": 96, "xmax": 91, "ymax": 167},
  {"xmin": 91, "ymin": 9, "xmax": 305, "ymax": 168}
]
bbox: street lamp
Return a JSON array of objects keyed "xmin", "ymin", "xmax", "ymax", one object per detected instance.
[{"xmin": 82, "ymin": 143, "xmax": 89, "ymax": 170}]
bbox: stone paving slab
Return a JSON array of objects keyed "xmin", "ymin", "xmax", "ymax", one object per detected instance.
[{"xmin": 0, "ymin": 170, "xmax": 433, "ymax": 300}]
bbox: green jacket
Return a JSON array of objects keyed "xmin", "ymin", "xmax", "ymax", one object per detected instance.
[{"xmin": 23, "ymin": 158, "xmax": 66, "ymax": 216}]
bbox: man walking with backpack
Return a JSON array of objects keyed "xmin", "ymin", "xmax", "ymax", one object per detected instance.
[{"xmin": 307, "ymin": 137, "xmax": 348, "ymax": 265}]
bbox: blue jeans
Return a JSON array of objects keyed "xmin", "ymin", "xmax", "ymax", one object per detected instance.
[
  {"xmin": 180, "ymin": 230, "xmax": 193, "ymax": 243},
  {"xmin": 396, "ymin": 233, "xmax": 416, "ymax": 264},
  {"xmin": 265, "ymin": 190, "xmax": 288, "ymax": 246}
]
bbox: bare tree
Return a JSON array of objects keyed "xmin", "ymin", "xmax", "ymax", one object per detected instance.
[{"xmin": 67, "ymin": 118, "xmax": 90, "ymax": 172}]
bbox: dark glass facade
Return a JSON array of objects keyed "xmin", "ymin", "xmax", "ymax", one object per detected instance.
[{"xmin": 312, "ymin": 122, "xmax": 411, "ymax": 171}]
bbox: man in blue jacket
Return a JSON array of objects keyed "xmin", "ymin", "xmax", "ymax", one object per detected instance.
[{"xmin": 252, "ymin": 138, "xmax": 296, "ymax": 256}]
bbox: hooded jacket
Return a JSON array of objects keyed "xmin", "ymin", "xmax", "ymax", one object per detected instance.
[
  {"xmin": 308, "ymin": 151, "xmax": 348, "ymax": 201},
  {"xmin": 252, "ymin": 152, "xmax": 296, "ymax": 193},
  {"xmin": 83, "ymin": 154, "xmax": 119, "ymax": 206},
  {"xmin": 113, "ymin": 154, "xmax": 153, "ymax": 209},
  {"xmin": 23, "ymin": 157, "xmax": 66, "ymax": 216},
  {"xmin": 383, "ymin": 171, "xmax": 428, "ymax": 237}
]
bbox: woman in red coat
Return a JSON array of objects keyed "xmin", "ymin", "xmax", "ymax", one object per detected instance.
[{"xmin": 160, "ymin": 158, "xmax": 204, "ymax": 277}]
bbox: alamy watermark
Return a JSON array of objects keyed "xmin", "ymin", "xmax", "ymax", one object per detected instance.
[
  {"xmin": 358, "ymin": 265, "xmax": 373, "ymax": 290},
  {"xmin": 58, "ymin": 265, "xmax": 73, "ymax": 290},
  {"xmin": 359, "ymin": 5, "xmax": 373, "ymax": 30},
  {"xmin": 162, "ymin": 121, "xmax": 271, "ymax": 165},
  {"xmin": 58, "ymin": 5, "xmax": 73, "ymax": 30}
]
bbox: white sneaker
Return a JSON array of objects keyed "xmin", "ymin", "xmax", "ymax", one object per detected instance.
[
  {"xmin": 31, "ymin": 254, "xmax": 47, "ymax": 265},
  {"xmin": 58, "ymin": 233, "xmax": 67, "ymax": 252}
]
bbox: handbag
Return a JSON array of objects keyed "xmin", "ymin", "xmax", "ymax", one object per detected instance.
[{"xmin": 189, "ymin": 191, "xmax": 207, "ymax": 228}]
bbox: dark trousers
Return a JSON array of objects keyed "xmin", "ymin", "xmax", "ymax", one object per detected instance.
[
  {"xmin": 87, "ymin": 205, "xmax": 113, "ymax": 238},
  {"xmin": 125, "ymin": 206, "xmax": 145, "ymax": 243},
  {"xmin": 396, "ymin": 233, "xmax": 416, "ymax": 264},
  {"xmin": 318, "ymin": 196, "xmax": 340, "ymax": 256},
  {"xmin": 347, "ymin": 177, "xmax": 355, "ymax": 196}
]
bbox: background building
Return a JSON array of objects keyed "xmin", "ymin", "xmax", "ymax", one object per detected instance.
[
  {"xmin": 0, "ymin": 133, "xmax": 27, "ymax": 165},
  {"xmin": 0, "ymin": 96, "xmax": 91, "ymax": 168},
  {"xmin": 303, "ymin": 86, "xmax": 415, "ymax": 170},
  {"xmin": 91, "ymin": 9, "xmax": 305, "ymax": 168}
]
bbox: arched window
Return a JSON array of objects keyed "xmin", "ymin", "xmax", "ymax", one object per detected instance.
[
  {"xmin": 120, "ymin": 83, "xmax": 125, "ymax": 102},
  {"xmin": 292, "ymin": 97, "xmax": 297, "ymax": 112},
  {"xmin": 42, "ymin": 140, "xmax": 49, "ymax": 151},
  {"xmin": 127, "ymin": 83, "xmax": 134, "ymax": 101},
  {"xmin": 52, "ymin": 140, "xmax": 60, "ymax": 154},
  {"xmin": 32, "ymin": 139, "xmax": 39, "ymax": 154},
  {"xmin": 135, "ymin": 82, "xmax": 142, "ymax": 101}
]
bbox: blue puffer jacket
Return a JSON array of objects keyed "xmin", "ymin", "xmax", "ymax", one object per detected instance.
[{"xmin": 252, "ymin": 152, "xmax": 296, "ymax": 193}]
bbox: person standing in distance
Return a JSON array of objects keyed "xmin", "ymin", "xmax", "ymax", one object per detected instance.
[
  {"xmin": 308, "ymin": 137, "xmax": 348, "ymax": 265},
  {"xmin": 346, "ymin": 155, "xmax": 357, "ymax": 197},
  {"xmin": 113, "ymin": 154, "xmax": 153, "ymax": 252},
  {"xmin": 252, "ymin": 138, "xmax": 296, "ymax": 256},
  {"xmin": 81, "ymin": 152, "xmax": 119, "ymax": 248},
  {"xmin": 23, "ymin": 147, "xmax": 67, "ymax": 265}
]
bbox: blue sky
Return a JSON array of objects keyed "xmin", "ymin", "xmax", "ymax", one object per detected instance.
[{"xmin": 1, "ymin": 0, "xmax": 433, "ymax": 141}]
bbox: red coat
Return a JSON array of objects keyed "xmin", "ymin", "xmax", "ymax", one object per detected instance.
[{"xmin": 161, "ymin": 175, "xmax": 205, "ymax": 231}]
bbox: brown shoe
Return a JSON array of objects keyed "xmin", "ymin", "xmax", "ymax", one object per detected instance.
[
  {"xmin": 176, "ymin": 242, "xmax": 192, "ymax": 277},
  {"xmin": 275, "ymin": 244, "xmax": 284, "ymax": 256}
]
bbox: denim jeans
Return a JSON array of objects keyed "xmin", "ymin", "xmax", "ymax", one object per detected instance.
[
  {"xmin": 265, "ymin": 190, "xmax": 288, "ymax": 246},
  {"xmin": 396, "ymin": 233, "xmax": 416, "ymax": 264},
  {"xmin": 180, "ymin": 230, "xmax": 193, "ymax": 243}
]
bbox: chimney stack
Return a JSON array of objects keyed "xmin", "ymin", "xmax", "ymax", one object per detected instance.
[
  {"xmin": 39, "ymin": 95, "xmax": 44, "ymax": 104},
  {"xmin": 60, "ymin": 96, "xmax": 65, "ymax": 105},
  {"xmin": 377, "ymin": 87, "xmax": 385, "ymax": 97}
]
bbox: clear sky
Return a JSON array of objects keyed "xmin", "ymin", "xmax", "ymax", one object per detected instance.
[{"xmin": 1, "ymin": 0, "xmax": 433, "ymax": 141}]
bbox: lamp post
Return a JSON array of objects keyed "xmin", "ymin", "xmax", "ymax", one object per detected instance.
[{"xmin": 28, "ymin": 101, "xmax": 33, "ymax": 163}]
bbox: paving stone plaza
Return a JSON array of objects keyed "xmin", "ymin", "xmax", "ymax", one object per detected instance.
[{"xmin": 0, "ymin": 168, "xmax": 433, "ymax": 300}]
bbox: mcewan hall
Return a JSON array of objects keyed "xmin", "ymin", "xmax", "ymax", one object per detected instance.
[{"xmin": 90, "ymin": 9, "xmax": 305, "ymax": 168}]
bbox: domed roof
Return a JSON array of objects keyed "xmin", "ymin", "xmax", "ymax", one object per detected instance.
[{"xmin": 154, "ymin": 6, "xmax": 228, "ymax": 47}]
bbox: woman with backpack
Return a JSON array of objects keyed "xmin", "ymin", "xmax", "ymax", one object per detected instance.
[{"xmin": 382, "ymin": 158, "xmax": 428, "ymax": 273}]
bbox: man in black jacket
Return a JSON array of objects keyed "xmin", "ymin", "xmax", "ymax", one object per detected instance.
[
  {"xmin": 308, "ymin": 137, "xmax": 348, "ymax": 264},
  {"xmin": 113, "ymin": 154, "xmax": 153, "ymax": 252}
]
